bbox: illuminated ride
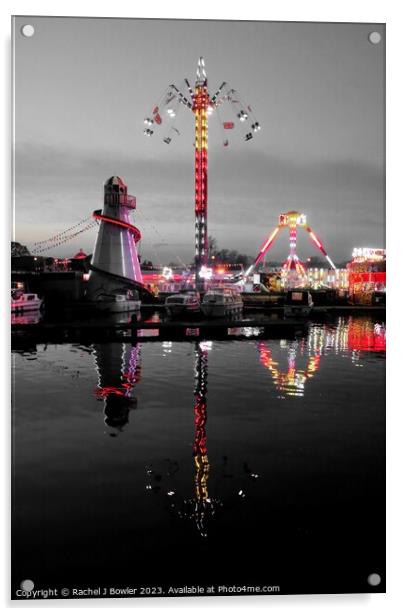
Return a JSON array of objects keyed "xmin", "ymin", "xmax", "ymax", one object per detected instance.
[
  {"xmin": 244, "ymin": 211, "xmax": 337, "ymax": 285},
  {"xmin": 86, "ymin": 176, "xmax": 155, "ymax": 307},
  {"xmin": 144, "ymin": 57, "xmax": 261, "ymax": 289}
]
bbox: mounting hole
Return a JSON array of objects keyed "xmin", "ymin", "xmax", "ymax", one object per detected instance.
[
  {"xmin": 20, "ymin": 579, "xmax": 34, "ymax": 592},
  {"xmin": 368, "ymin": 31, "xmax": 381, "ymax": 45},
  {"xmin": 367, "ymin": 573, "xmax": 381, "ymax": 587},
  {"xmin": 21, "ymin": 24, "xmax": 35, "ymax": 38}
]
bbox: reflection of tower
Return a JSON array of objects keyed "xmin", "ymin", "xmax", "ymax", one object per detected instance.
[
  {"xmin": 193, "ymin": 342, "xmax": 210, "ymax": 516},
  {"xmin": 144, "ymin": 340, "xmax": 259, "ymax": 535},
  {"xmin": 86, "ymin": 176, "xmax": 143, "ymax": 302},
  {"xmin": 92, "ymin": 342, "xmax": 141, "ymax": 435}
]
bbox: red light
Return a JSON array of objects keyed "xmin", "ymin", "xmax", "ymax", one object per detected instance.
[{"xmin": 93, "ymin": 211, "xmax": 141, "ymax": 243}]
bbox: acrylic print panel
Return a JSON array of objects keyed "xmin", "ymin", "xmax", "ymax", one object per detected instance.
[{"xmin": 11, "ymin": 16, "xmax": 385, "ymax": 600}]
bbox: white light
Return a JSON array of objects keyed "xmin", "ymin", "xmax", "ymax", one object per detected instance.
[
  {"xmin": 199, "ymin": 266, "xmax": 213, "ymax": 279},
  {"xmin": 325, "ymin": 255, "xmax": 337, "ymax": 270},
  {"xmin": 162, "ymin": 266, "xmax": 173, "ymax": 280},
  {"xmin": 200, "ymin": 341, "xmax": 213, "ymax": 352},
  {"xmin": 207, "ymin": 106, "xmax": 214, "ymax": 115}
]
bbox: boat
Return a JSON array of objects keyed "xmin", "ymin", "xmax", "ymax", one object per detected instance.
[
  {"xmin": 201, "ymin": 287, "xmax": 243, "ymax": 318},
  {"xmin": 165, "ymin": 290, "xmax": 201, "ymax": 318},
  {"xmin": 11, "ymin": 290, "xmax": 43, "ymax": 313},
  {"xmin": 93, "ymin": 289, "xmax": 141, "ymax": 313},
  {"xmin": 284, "ymin": 290, "xmax": 313, "ymax": 318}
]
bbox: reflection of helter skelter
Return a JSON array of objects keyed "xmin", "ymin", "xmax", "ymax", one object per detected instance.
[{"xmin": 93, "ymin": 342, "xmax": 141, "ymax": 435}]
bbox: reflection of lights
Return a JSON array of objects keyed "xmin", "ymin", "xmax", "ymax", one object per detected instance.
[
  {"xmin": 259, "ymin": 318, "xmax": 385, "ymax": 395},
  {"xmin": 258, "ymin": 340, "xmax": 321, "ymax": 397},
  {"xmin": 199, "ymin": 341, "xmax": 213, "ymax": 352},
  {"xmin": 347, "ymin": 318, "xmax": 386, "ymax": 352},
  {"xmin": 162, "ymin": 341, "xmax": 173, "ymax": 355},
  {"xmin": 243, "ymin": 327, "xmax": 263, "ymax": 337}
]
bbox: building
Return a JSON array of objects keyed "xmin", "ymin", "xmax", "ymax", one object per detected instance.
[{"xmin": 347, "ymin": 248, "xmax": 386, "ymax": 304}]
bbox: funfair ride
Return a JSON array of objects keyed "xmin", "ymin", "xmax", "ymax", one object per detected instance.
[
  {"xmin": 244, "ymin": 211, "xmax": 337, "ymax": 287},
  {"xmin": 144, "ymin": 57, "xmax": 261, "ymax": 290},
  {"xmin": 86, "ymin": 176, "xmax": 154, "ymax": 309}
]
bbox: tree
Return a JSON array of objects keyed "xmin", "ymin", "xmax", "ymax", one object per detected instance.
[{"xmin": 208, "ymin": 235, "xmax": 218, "ymax": 259}]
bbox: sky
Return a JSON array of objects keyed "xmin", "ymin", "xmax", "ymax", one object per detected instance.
[{"xmin": 13, "ymin": 17, "xmax": 385, "ymax": 263}]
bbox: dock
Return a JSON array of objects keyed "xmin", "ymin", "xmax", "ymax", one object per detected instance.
[{"xmin": 11, "ymin": 316, "xmax": 310, "ymax": 345}]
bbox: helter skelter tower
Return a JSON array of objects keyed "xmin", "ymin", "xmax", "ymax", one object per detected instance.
[
  {"xmin": 86, "ymin": 176, "xmax": 144, "ymax": 303},
  {"xmin": 245, "ymin": 210, "xmax": 337, "ymax": 286},
  {"xmin": 144, "ymin": 57, "xmax": 261, "ymax": 289}
]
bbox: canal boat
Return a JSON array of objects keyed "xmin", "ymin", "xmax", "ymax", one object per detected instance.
[
  {"xmin": 284, "ymin": 290, "xmax": 313, "ymax": 318},
  {"xmin": 201, "ymin": 287, "xmax": 243, "ymax": 318},
  {"xmin": 93, "ymin": 289, "xmax": 141, "ymax": 313},
  {"xmin": 165, "ymin": 290, "xmax": 201, "ymax": 318},
  {"xmin": 11, "ymin": 290, "xmax": 43, "ymax": 313}
]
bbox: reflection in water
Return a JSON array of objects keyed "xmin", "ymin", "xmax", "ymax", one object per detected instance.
[
  {"xmin": 257, "ymin": 317, "xmax": 385, "ymax": 397},
  {"xmin": 145, "ymin": 342, "xmax": 222, "ymax": 537},
  {"xmin": 12, "ymin": 315, "xmax": 385, "ymax": 592},
  {"xmin": 179, "ymin": 341, "xmax": 216, "ymax": 537},
  {"xmin": 93, "ymin": 343, "xmax": 141, "ymax": 435},
  {"xmin": 11, "ymin": 310, "xmax": 43, "ymax": 325},
  {"xmin": 258, "ymin": 340, "xmax": 321, "ymax": 398},
  {"xmin": 144, "ymin": 340, "xmax": 261, "ymax": 538}
]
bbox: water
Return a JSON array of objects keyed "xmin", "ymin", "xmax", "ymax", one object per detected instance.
[{"xmin": 12, "ymin": 316, "xmax": 385, "ymax": 596}]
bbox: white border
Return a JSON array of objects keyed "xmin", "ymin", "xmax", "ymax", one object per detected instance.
[{"xmin": 2, "ymin": 1, "xmax": 401, "ymax": 614}]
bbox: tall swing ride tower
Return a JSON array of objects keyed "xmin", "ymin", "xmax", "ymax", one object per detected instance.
[{"xmin": 144, "ymin": 57, "xmax": 261, "ymax": 289}]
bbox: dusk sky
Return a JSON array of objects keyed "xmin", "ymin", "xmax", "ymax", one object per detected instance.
[{"xmin": 14, "ymin": 17, "xmax": 385, "ymax": 263}]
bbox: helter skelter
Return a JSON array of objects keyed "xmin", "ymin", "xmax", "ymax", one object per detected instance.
[
  {"xmin": 244, "ymin": 210, "xmax": 337, "ymax": 284},
  {"xmin": 144, "ymin": 57, "xmax": 261, "ymax": 289}
]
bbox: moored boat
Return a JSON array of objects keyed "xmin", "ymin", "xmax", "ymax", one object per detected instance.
[
  {"xmin": 93, "ymin": 289, "xmax": 141, "ymax": 313},
  {"xmin": 11, "ymin": 290, "xmax": 43, "ymax": 313},
  {"xmin": 201, "ymin": 287, "xmax": 243, "ymax": 318},
  {"xmin": 284, "ymin": 290, "xmax": 313, "ymax": 318},
  {"xmin": 165, "ymin": 290, "xmax": 201, "ymax": 318}
]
